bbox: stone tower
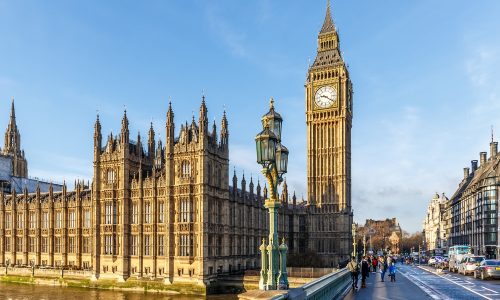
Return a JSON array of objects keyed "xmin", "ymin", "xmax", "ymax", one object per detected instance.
[
  {"xmin": 305, "ymin": 1, "xmax": 353, "ymax": 265},
  {"xmin": 3, "ymin": 98, "xmax": 28, "ymax": 178}
]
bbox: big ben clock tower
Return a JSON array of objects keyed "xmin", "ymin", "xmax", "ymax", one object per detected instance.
[{"xmin": 305, "ymin": 1, "xmax": 353, "ymax": 265}]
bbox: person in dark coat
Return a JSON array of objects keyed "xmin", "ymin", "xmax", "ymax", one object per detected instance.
[{"xmin": 361, "ymin": 256, "xmax": 370, "ymax": 288}]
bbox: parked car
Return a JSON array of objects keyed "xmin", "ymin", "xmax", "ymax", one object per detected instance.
[
  {"xmin": 458, "ymin": 256, "xmax": 485, "ymax": 275},
  {"xmin": 439, "ymin": 257, "xmax": 449, "ymax": 269},
  {"xmin": 474, "ymin": 260, "xmax": 500, "ymax": 280},
  {"xmin": 428, "ymin": 256, "xmax": 437, "ymax": 266}
]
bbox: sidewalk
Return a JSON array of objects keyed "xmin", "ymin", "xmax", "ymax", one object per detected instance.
[{"xmin": 343, "ymin": 267, "xmax": 432, "ymax": 300}]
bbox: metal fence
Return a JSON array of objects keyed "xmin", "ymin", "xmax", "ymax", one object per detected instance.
[{"xmin": 287, "ymin": 267, "xmax": 338, "ymax": 279}]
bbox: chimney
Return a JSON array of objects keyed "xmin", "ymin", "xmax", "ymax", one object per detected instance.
[
  {"xmin": 480, "ymin": 152, "xmax": 487, "ymax": 166},
  {"xmin": 490, "ymin": 142, "xmax": 498, "ymax": 160},
  {"xmin": 463, "ymin": 167, "xmax": 470, "ymax": 179},
  {"xmin": 471, "ymin": 160, "xmax": 478, "ymax": 172}
]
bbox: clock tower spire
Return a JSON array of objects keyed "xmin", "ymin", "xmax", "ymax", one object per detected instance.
[{"xmin": 305, "ymin": 1, "xmax": 353, "ymax": 266}]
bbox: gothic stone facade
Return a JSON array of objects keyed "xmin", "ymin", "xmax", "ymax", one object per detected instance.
[
  {"xmin": 0, "ymin": 99, "xmax": 308, "ymax": 286},
  {"xmin": 305, "ymin": 3, "xmax": 353, "ymax": 264},
  {"xmin": 0, "ymin": 3, "xmax": 354, "ymax": 287}
]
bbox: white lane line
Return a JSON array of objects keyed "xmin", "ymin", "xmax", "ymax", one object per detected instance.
[
  {"xmin": 398, "ymin": 269, "xmax": 449, "ymax": 300},
  {"xmin": 482, "ymin": 287, "xmax": 498, "ymax": 293},
  {"xmin": 417, "ymin": 266, "xmax": 493, "ymax": 300}
]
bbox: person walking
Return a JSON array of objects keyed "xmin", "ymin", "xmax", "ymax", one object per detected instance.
[
  {"xmin": 347, "ymin": 256, "xmax": 359, "ymax": 290},
  {"xmin": 372, "ymin": 256, "xmax": 378, "ymax": 273},
  {"xmin": 380, "ymin": 257, "xmax": 388, "ymax": 282},
  {"xmin": 361, "ymin": 256, "xmax": 370, "ymax": 288},
  {"xmin": 389, "ymin": 261, "xmax": 397, "ymax": 282}
]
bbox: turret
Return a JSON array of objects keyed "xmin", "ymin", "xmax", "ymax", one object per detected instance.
[
  {"xmin": 220, "ymin": 110, "xmax": 228, "ymax": 147},
  {"xmin": 166, "ymin": 102, "xmax": 175, "ymax": 152},
  {"xmin": 232, "ymin": 168, "xmax": 238, "ymax": 196},
  {"xmin": 121, "ymin": 110, "xmax": 129, "ymax": 146},
  {"xmin": 241, "ymin": 172, "xmax": 247, "ymax": 199},
  {"xmin": 281, "ymin": 179, "xmax": 289, "ymax": 203},
  {"xmin": 148, "ymin": 122, "xmax": 155, "ymax": 158},
  {"xmin": 257, "ymin": 179, "xmax": 262, "ymax": 201},
  {"xmin": 249, "ymin": 176, "xmax": 254, "ymax": 198},
  {"xmin": 155, "ymin": 140, "xmax": 163, "ymax": 169},
  {"xmin": 212, "ymin": 119, "xmax": 217, "ymax": 144},
  {"xmin": 199, "ymin": 96, "xmax": 208, "ymax": 137},
  {"xmin": 136, "ymin": 132, "xmax": 142, "ymax": 156},
  {"xmin": 292, "ymin": 191, "xmax": 297, "ymax": 207},
  {"xmin": 94, "ymin": 113, "xmax": 102, "ymax": 158}
]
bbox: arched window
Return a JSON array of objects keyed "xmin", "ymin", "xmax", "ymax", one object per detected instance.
[{"xmin": 181, "ymin": 161, "xmax": 191, "ymax": 178}]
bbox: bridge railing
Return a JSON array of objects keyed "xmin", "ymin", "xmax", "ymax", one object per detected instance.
[{"xmin": 274, "ymin": 268, "xmax": 351, "ymax": 300}]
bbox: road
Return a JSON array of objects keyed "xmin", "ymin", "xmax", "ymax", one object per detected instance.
[{"xmin": 344, "ymin": 263, "xmax": 500, "ymax": 300}]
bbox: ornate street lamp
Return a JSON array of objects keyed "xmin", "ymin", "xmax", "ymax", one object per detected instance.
[
  {"xmin": 256, "ymin": 98, "xmax": 289, "ymax": 290},
  {"xmin": 352, "ymin": 223, "xmax": 357, "ymax": 259}
]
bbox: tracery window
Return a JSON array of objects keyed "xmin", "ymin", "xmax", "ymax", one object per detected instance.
[
  {"xmin": 130, "ymin": 235, "xmax": 138, "ymax": 255},
  {"xmin": 17, "ymin": 212, "xmax": 24, "ymax": 228},
  {"xmin": 144, "ymin": 202, "xmax": 151, "ymax": 224},
  {"xmin": 158, "ymin": 235, "xmax": 164, "ymax": 256},
  {"xmin": 179, "ymin": 234, "xmax": 193, "ymax": 256},
  {"xmin": 180, "ymin": 199, "xmax": 193, "ymax": 223},
  {"xmin": 42, "ymin": 212, "xmax": 49, "ymax": 229},
  {"xmin": 55, "ymin": 211, "xmax": 62, "ymax": 228},
  {"xmin": 105, "ymin": 202, "xmax": 116, "ymax": 224},
  {"xmin": 84, "ymin": 209, "xmax": 91, "ymax": 228},
  {"xmin": 158, "ymin": 202, "xmax": 165, "ymax": 223},
  {"xmin": 29, "ymin": 211, "xmax": 36, "ymax": 229},
  {"xmin": 68, "ymin": 210, "xmax": 76, "ymax": 228},
  {"xmin": 5, "ymin": 213, "xmax": 11, "ymax": 229},
  {"xmin": 181, "ymin": 161, "xmax": 191, "ymax": 178},
  {"xmin": 131, "ymin": 203, "xmax": 138, "ymax": 224},
  {"xmin": 106, "ymin": 169, "xmax": 116, "ymax": 184},
  {"xmin": 144, "ymin": 235, "xmax": 151, "ymax": 256}
]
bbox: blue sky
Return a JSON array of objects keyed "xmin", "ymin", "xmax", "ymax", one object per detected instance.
[{"xmin": 0, "ymin": 0, "xmax": 500, "ymax": 232}]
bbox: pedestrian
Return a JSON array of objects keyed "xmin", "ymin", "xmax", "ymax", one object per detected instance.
[
  {"xmin": 380, "ymin": 257, "xmax": 388, "ymax": 282},
  {"xmin": 389, "ymin": 261, "xmax": 396, "ymax": 282},
  {"xmin": 361, "ymin": 256, "xmax": 370, "ymax": 288},
  {"xmin": 347, "ymin": 256, "xmax": 359, "ymax": 290},
  {"xmin": 372, "ymin": 257, "xmax": 378, "ymax": 273}
]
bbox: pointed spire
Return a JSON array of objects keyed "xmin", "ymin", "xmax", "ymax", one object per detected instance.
[
  {"xmin": 220, "ymin": 110, "xmax": 229, "ymax": 145},
  {"xmin": 167, "ymin": 101, "xmax": 174, "ymax": 123},
  {"xmin": 148, "ymin": 122, "xmax": 155, "ymax": 157},
  {"xmin": 10, "ymin": 97, "xmax": 16, "ymax": 123},
  {"xmin": 320, "ymin": 0, "xmax": 336, "ymax": 34}
]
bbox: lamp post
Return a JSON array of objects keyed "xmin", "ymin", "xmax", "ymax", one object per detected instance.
[
  {"xmin": 256, "ymin": 98, "xmax": 289, "ymax": 290},
  {"xmin": 363, "ymin": 235, "xmax": 367, "ymax": 257},
  {"xmin": 352, "ymin": 223, "xmax": 357, "ymax": 259}
]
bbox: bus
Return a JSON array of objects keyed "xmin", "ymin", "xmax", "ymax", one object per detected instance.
[{"xmin": 448, "ymin": 245, "xmax": 472, "ymax": 272}]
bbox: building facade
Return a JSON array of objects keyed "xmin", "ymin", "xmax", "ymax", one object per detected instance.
[
  {"xmin": 423, "ymin": 193, "xmax": 448, "ymax": 255},
  {"xmin": 0, "ymin": 2, "xmax": 353, "ymax": 288},
  {"xmin": 357, "ymin": 218, "xmax": 403, "ymax": 254},
  {"xmin": 445, "ymin": 140, "xmax": 499, "ymax": 258},
  {"xmin": 305, "ymin": 1, "xmax": 353, "ymax": 264}
]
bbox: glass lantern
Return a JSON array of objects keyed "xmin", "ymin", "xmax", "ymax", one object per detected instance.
[
  {"xmin": 276, "ymin": 143, "xmax": 289, "ymax": 175},
  {"xmin": 261, "ymin": 99, "xmax": 283, "ymax": 141},
  {"xmin": 255, "ymin": 127, "xmax": 278, "ymax": 165}
]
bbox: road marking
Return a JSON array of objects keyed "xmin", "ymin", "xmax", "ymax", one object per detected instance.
[
  {"xmin": 482, "ymin": 287, "xmax": 498, "ymax": 293},
  {"xmin": 398, "ymin": 268, "xmax": 450, "ymax": 300},
  {"xmin": 417, "ymin": 266, "xmax": 494, "ymax": 300}
]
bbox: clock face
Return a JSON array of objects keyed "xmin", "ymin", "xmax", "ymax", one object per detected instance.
[{"xmin": 315, "ymin": 86, "xmax": 337, "ymax": 108}]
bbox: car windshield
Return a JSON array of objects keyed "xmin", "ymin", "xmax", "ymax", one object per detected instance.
[
  {"xmin": 456, "ymin": 246, "xmax": 470, "ymax": 254},
  {"xmin": 485, "ymin": 260, "xmax": 500, "ymax": 266},
  {"xmin": 469, "ymin": 257, "xmax": 484, "ymax": 262}
]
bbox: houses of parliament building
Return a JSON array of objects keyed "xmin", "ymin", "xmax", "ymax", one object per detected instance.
[{"xmin": 0, "ymin": 2, "xmax": 353, "ymax": 288}]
